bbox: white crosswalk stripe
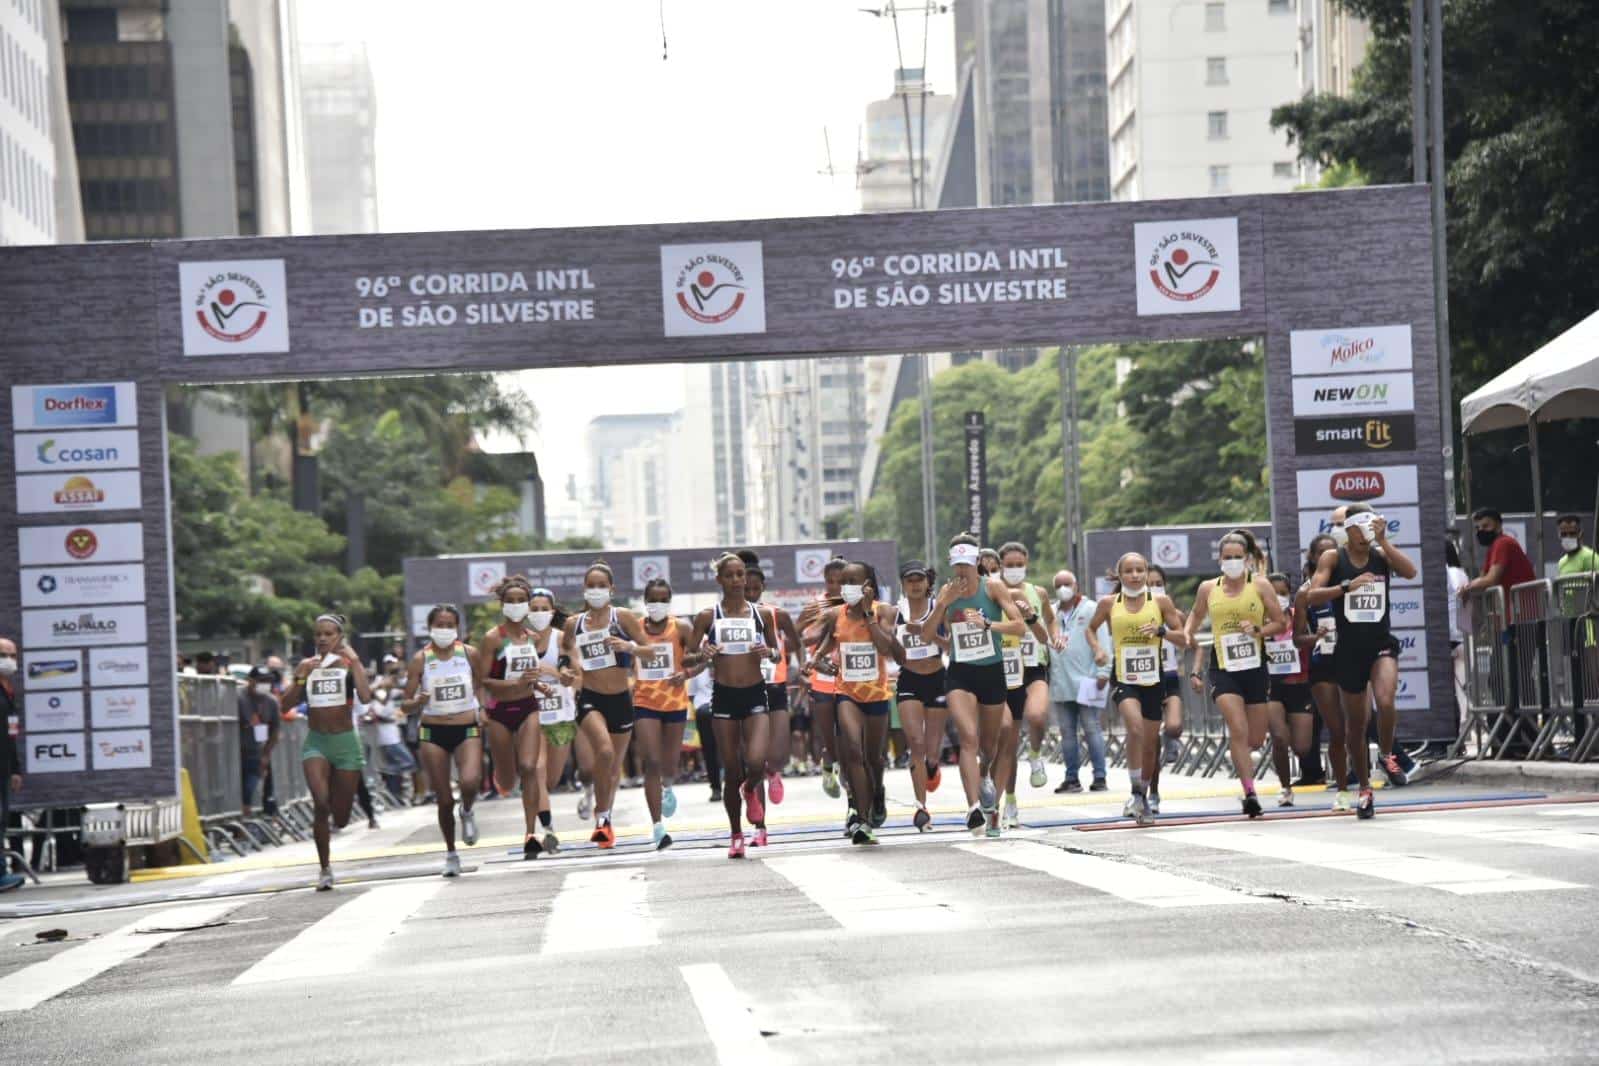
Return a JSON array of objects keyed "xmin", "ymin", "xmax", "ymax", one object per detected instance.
[
  {"xmin": 763, "ymin": 853, "xmax": 967, "ymax": 932},
  {"xmin": 681, "ymin": 963, "xmax": 773, "ymax": 1066},
  {"xmin": 1535, "ymin": 806, "xmax": 1599, "ymax": 818},
  {"xmin": 232, "ymin": 881, "xmax": 441, "ymax": 986},
  {"xmin": 1157, "ymin": 828, "xmax": 1581, "ymax": 894},
  {"xmin": 541, "ymin": 866, "xmax": 658, "ymax": 955},
  {"xmin": 1391, "ymin": 815, "xmax": 1599, "ymax": 853},
  {"xmin": 0, "ymin": 899, "xmax": 248, "ymax": 1012},
  {"xmin": 956, "ymin": 839, "xmax": 1258, "ymax": 908}
]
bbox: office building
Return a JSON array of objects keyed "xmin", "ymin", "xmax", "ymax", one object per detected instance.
[
  {"xmin": 0, "ymin": 0, "xmax": 81, "ymax": 245},
  {"xmin": 748, "ymin": 357, "xmax": 873, "ymax": 543},
  {"xmin": 860, "ymin": 67, "xmax": 954, "ymax": 213},
  {"xmin": 1294, "ymin": 0, "xmax": 1370, "ymax": 183},
  {"xmin": 1107, "ymin": 0, "xmax": 1300, "ymax": 200},
  {"xmin": 299, "ymin": 41, "xmax": 377, "ymax": 234}
]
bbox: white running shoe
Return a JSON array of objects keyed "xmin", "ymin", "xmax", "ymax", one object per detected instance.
[
  {"xmin": 316, "ymin": 866, "xmax": 334, "ymax": 892},
  {"xmin": 1277, "ymin": 788, "xmax": 1295, "ymax": 808},
  {"xmin": 1002, "ymin": 797, "xmax": 1020, "ymax": 829},
  {"xmin": 1132, "ymin": 793, "xmax": 1152, "ymax": 827},
  {"xmin": 1147, "ymin": 790, "xmax": 1161, "ymax": 816},
  {"xmin": 461, "ymin": 808, "xmax": 479, "ymax": 846},
  {"xmin": 1332, "ymin": 790, "xmax": 1354, "ymax": 813},
  {"xmin": 577, "ymin": 784, "xmax": 594, "ymax": 822},
  {"xmin": 1122, "ymin": 794, "xmax": 1140, "ymax": 819},
  {"xmin": 443, "ymin": 852, "xmax": 461, "ymax": 878},
  {"xmin": 979, "ymin": 775, "xmax": 998, "ymax": 812},
  {"xmin": 821, "ymin": 763, "xmax": 841, "ymax": 799},
  {"xmin": 1028, "ymin": 753, "xmax": 1047, "ymax": 789}
]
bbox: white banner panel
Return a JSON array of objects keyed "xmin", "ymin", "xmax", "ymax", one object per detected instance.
[
  {"xmin": 1295, "ymin": 464, "xmax": 1419, "ymax": 509},
  {"xmin": 22, "ymin": 650, "xmax": 83, "ymax": 690},
  {"xmin": 1291, "ymin": 373, "xmax": 1416, "ymax": 416},
  {"xmin": 22, "ymin": 605, "xmax": 149, "ymax": 649},
  {"xmin": 17, "ymin": 470, "xmax": 142, "ymax": 515},
  {"xmin": 1133, "ymin": 218, "xmax": 1242, "ymax": 316},
  {"xmin": 1289, "ymin": 324, "xmax": 1413, "ymax": 377},
  {"xmin": 1390, "ymin": 588, "xmax": 1426, "ymax": 628},
  {"xmin": 25, "ymin": 733, "xmax": 86, "ymax": 773},
  {"xmin": 91, "ymin": 687, "xmax": 151, "ymax": 729},
  {"xmin": 90, "ymin": 646, "xmax": 150, "ymax": 688},
  {"xmin": 1297, "ymin": 507, "xmax": 1422, "ymax": 550},
  {"xmin": 1395, "ymin": 670, "xmax": 1431, "ymax": 712},
  {"xmin": 20, "ymin": 563, "xmax": 146, "ymax": 608},
  {"xmin": 1395, "ymin": 629, "xmax": 1430, "ymax": 671},
  {"xmin": 11, "ymin": 382, "xmax": 138, "ymax": 431},
  {"xmin": 17, "ymin": 522, "xmax": 145, "ymax": 566},
  {"xmin": 91, "ymin": 729, "xmax": 153, "ymax": 769},
  {"xmin": 13, "ymin": 429, "xmax": 141, "ymax": 474},
  {"xmin": 25, "ymin": 690, "xmax": 85, "ymax": 732}
]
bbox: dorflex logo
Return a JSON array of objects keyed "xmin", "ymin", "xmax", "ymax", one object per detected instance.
[
  {"xmin": 1289, "ymin": 325, "xmax": 1414, "ymax": 377},
  {"xmin": 660, "ymin": 241, "xmax": 767, "ymax": 337},
  {"xmin": 1291, "ymin": 372, "xmax": 1416, "ymax": 416},
  {"xmin": 178, "ymin": 259, "xmax": 292, "ymax": 356},
  {"xmin": 13, "ymin": 430, "xmax": 141, "ymax": 474},
  {"xmin": 1293, "ymin": 415, "xmax": 1417, "ymax": 457},
  {"xmin": 11, "ymin": 382, "xmax": 137, "ymax": 431},
  {"xmin": 1133, "ymin": 217, "xmax": 1241, "ymax": 316}
]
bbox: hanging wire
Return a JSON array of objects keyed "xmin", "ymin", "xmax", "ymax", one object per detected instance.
[{"xmin": 659, "ymin": 0, "xmax": 669, "ymax": 60}]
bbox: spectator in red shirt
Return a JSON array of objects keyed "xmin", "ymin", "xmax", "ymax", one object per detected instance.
[{"xmin": 1460, "ymin": 508, "xmax": 1538, "ymax": 615}]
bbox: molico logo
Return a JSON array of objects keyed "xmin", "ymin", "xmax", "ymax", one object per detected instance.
[
  {"xmin": 1329, "ymin": 470, "xmax": 1385, "ymax": 502},
  {"xmin": 660, "ymin": 241, "xmax": 767, "ymax": 337},
  {"xmin": 1290, "ymin": 325, "xmax": 1413, "ymax": 377},
  {"xmin": 1134, "ymin": 218, "xmax": 1241, "ymax": 316},
  {"xmin": 178, "ymin": 259, "xmax": 292, "ymax": 356}
]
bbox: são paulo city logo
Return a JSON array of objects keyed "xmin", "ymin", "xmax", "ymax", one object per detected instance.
[
  {"xmin": 1146, "ymin": 230, "xmax": 1224, "ymax": 303},
  {"xmin": 192, "ymin": 267, "xmax": 273, "ymax": 343},
  {"xmin": 670, "ymin": 253, "xmax": 749, "ymax": 325}
]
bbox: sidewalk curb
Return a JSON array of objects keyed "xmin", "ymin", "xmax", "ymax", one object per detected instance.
[{"xmin": 1419, "ymin": 759, "xmax": 1599, "ymax": 794}]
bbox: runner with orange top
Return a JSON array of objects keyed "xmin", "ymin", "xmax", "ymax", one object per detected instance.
[
  {"xmin": 797, "ymin": 557, "xmax": 848, "ymax": 802},
  {"xmin": 632, "ymin": 576, "xmax": 700, "ymax": 850}
]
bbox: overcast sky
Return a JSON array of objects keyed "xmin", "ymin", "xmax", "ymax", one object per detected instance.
[{"xmin": 297, "ymin": 1, "xmax": 955, "ymax": 505}]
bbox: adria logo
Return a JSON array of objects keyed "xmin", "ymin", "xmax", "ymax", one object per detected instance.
[{"xmin": 1330, "ymin": 470, "xmax": 1385, "ymax": 501}]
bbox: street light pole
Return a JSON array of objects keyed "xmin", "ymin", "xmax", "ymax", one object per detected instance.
[
  {"xmin": 1427, "ymin": 0, "xmax": 1458, "ymax": 539},
  {"xmin": 918, "ymin": 353, "xmax": 937, "ymax": 561}
]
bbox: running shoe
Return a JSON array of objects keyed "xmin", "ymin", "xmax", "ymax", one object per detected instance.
[
  {"xmin": 1055, "ymin": 778, "xmax": 1082, "ymax": 794},
  {"xmin": 870, "ymin": 789, "xmax": 887, "ymax": 829},
  {"xmin": 1122, "ymin": 794, "xmax": 1140, "ymax": 819},
  {"xmin": 316, "ymin": 866, "xmax": 334, "ymax": 892},
  {"xmin": 443, "ymin": 852, "xmax": 461, "ymax": 878},
  {"xmin": 979, "ymin": 774, "xmax": 998, "ymax": 812},
  {"xmin": 543, "ymin": 829, "xmax": 561, "ymax": 854},
  {"xmin": 589, "ymin": 823, "xmax": 606, "ymax": 844},
  {"xmin": 1242, "ymin": 792, "xmax": 1263, "ymax": 819},
  {"xmin": 852, "ymin": 823, "xmax": 878, "ymax": 845},
  {"xmin": 1028, "ymin": 752, "xmax": 1047, "ymax": 789},
  {"xmin": 742, "ymin": 782, "xmax": 766, "ymax": 824},
  {"xmin": 752, "ymin": 827, "xmax": 768, "ymax": 848},
  {"xmin": 985, "ymin": 811, "xmax": 1001, "ymax": 839},
  {"xmin": 1132, "ymin": 793, "xmax": 1152, "ymax": 827},
  {"xmin": 461, "ymin": 808, "xmax": 479, "ymax": 846},
  {"xmin": 1277, "ymin": 788, "xmax": 1295, "ymax": 808},
  {"xmin": 597, "ymin": 820, "xmax": 616, "ymax": 849},
  {"xmin": 913, "ymin": 807, "xmax": 932, "ymax": 832},
  {"xmin": 577, "ymin": 784, "xmax": 594, "ymax": 822},
  {"xmin": 767, "ymin": 771, "xmax": 785, "ymax": 805},
  {"xmin": 965, "ymin": 806, "xmax": 985, "ymax": 833},
  {"xmin": 1147, "ymin": 790, "xmax": 1161, "ymax": 816},
  {"xmin": 1002, "ymin": 796, "xmax": 1020, "ymax": 830},
  {"xmin": 1356, "ymin": 788, "xmax": 1376, "ymax": 820},
  {"xmin": 367, "ymin": 815, "xmax": 381, "ymax": 830},
  {"xmin": 926, "ymin": 764, "xmax": 942, "ymax": 793},
  {"xmin": 652, "ymin": 823, "xmax": 667, "ymax": 848},
  {"xmin": 1164, "ymin": 737, "xmax": 1181, "ymax": 766},
  {"xmin": 821, "ymin": 764, "xmax": 841, "ymax": 798},
  {"xmin": 663, "ymin": 785, "xmax": 678, "ymax": 819},
  {"xmin": 728, "ymin": 833, "xmax": 746, "ymax": 859},
  {"xmin": 709, "ymin": 788, "xmax": 722, "ymax": 803},
  {"xmin": 1332, "ymin": 790, "xmax": 1354, "ymax": 813},
  {"xmin": 1381, "ymin": 753, "xmax": 1409, "ymax": 787},
  {"xmin": 1089, "ymin": 778, "xmax": 1108, "ymax": 792},
  {"xmin": 523, "ymin": 834, "xmax": 543, "ymax": 860}
]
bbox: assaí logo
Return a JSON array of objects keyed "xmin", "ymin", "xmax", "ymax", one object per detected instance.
[
  {"xmin": 51, "ymin": 612, "xmax": 118, "ymax": 639},
  {"xmin": 53, "ymin": 475, "xmax": 105, "ymax": 506}
]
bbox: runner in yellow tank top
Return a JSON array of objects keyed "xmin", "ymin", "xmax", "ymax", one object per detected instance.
[{"xmin": 994, "ymin": 541, "xmax": 1062, "ymax": 828}]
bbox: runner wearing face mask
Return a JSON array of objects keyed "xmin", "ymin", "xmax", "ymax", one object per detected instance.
[
  {"xmin": 524, "ymin": 590, "xmax": 574, "ymax": 855},
  {"xmin": 401, "ymin": 604, "xmax": 485, "ymax": 877},
  {"xmin": 994, "ymin": 542, "xmax": 1060, "ymax": 829},
  {"xmin": 797, "ymin": 558, "xmax": 848, "ymax": 804},
  {"xmin": 893, "ymin": 561, "xmax": 950, "ymax": 831},
  {"xmin": 632, "ymin": 578, "xmax": 701, "ymax": 850},
  {"xmin": 1143, "ymin": 564, "xmax": 1187, "ymax": 812},
  {"xmin": 562, "ymin": 562, "xmax": 652, "ymax": 848},
  {"xmin": 742, "ymin": 555, "xmax": 803, "ymax": 815},
  {"xmin": 1183, "ymin": 531, "xmax": 1287, "ymax": 818},
  {"xmin": 1297, "ymin": 535, "xmax": 1343, "ymax": 792},
  {"xmin": 1263, "ymin": 573, "xmax": 1307, "ymax": 808},
  {"xmin": 479, "ymin": 575, "xmax": 558, "ymax": 859}
]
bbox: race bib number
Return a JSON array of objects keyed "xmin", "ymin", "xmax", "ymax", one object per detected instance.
[
  {"xmin": 1118, "ymin": 644, "xmax": 1160, "ymax": 686},
  {"xmin": 577, "ymin": 629, "xmax": 617, "ymax": 671},
  {"xmin": 428, "ymin": 676, "xmax": 472, "ymax": 715},
  {"xmin": 538, "ymin": 692, "xmax": 574, "ymax": 725},
  {"xmin": 841, "ymin": 642, "xmax": 879, "ymax": 684},
  {"xmin": 1019, "ymin": 633, "xmax": 1041, "ymax": 666},
  {"xmin": 1002, "ymin": 646, "xmax": 1024, "ymax": 689},
  {"xmin": 1265, "ymin": 637, "xmax": 1299, "ymax": 676},
  {"xmin": 1316, "ymin": 617, "xmax": 1338, "ymax": 655},
  {"xmin": 505, "ymin": 643, "xmax": 538, "ymax": 677},
  {"xmin": 252, "ymin": 723, "xmax": 269, "ymax": 743},
  {"xmin": 306, "ymin": 667, "xmax": 347, "ymax": 709},
  {"xmin": 635, "ymin": 643, "xmax": 675, "ymax": 682},
  {"xmin": 713, "ymin": 617, "xmax": 757, "ymax": 655},
  {"xmin": 951, "ymin": 621, "xmax": 992, "ymax": 663},
  {"xmin": 1344, "ymin": 581, "xmax": 1387, "ymax": 624},
  {"xmin": 1220, "ymin": 631, "xmax": 1261, "ymax": 672},
  {"xmin": 898, "ymin": 625, "xmax": 940, "ymax": 661},
  {"xmin": 760, "ymin": 656, "xmax": 776, "ymax": 683}
]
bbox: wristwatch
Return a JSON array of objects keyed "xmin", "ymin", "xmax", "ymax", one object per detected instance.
[
  {"xmin": 1340, "ymin": 579, "xmax": 1352, "ymax": 594},
  {"xmin": 1156, "ymin": 623, "xmax": 1168, "ymax": 637}
]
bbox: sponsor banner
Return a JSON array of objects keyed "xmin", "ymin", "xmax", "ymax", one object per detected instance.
[
  {"xmin": 631, "ymin": 555, "xmax": 670, "ymax": 590},
  {"xmin": 466, "ymin": 560, "xmax": 507, "ymax": 599},
  {"xmin": 1394, "ymin": 564, "xmax": 1423, "ymax": 588},
  {"xmin": 23, "ymin": 651, "xmax": 83, "ymax": 690},
  {"xmin": 10, "ymin": 382, "xmax": 138, "ymax": 431},
  {"xmin": 90, "ymin": 646, "xmax": 150, "ymax": 688},
  {"xmin": 1292, "ymin": 414, "xmax": 1417, "ymax": 456},
  {"xmin": 1291, "ymin": 373, "xmax": 1416, "ymax": 416},
  {"xmin": 1390, "ymin": 587, "xmax": 1426, "ymax": 627},
  {"xmin": 91, "ymin": 687, "xmax": 151, "ymax": 729},
  {"xmin": 1395, "ymin": 630, "xmax": 1429, "ymax": 671},
  {"xmin": 1295, "ymin": 465, "xmax": 1419, "ymax": 509},
  {"xmin": 25, "ymin": 690, "xmax": 85, "ymax": 732},
  {"xmin": 1289, "ymin": 324, "xmax": 1413, "ymax": 377},
  {"xmin": 22, "ymin": 605, "xmax": 149, "ymax": 649},
  {"xmin": 92, "ymin": 728, "xmax": 153, "ymax": 770},
  {"xmin": 17, "ymin": 470, "xmax": 143, "ymax": 514},
  {"xmin": 17, "ymin": 522, "xmax": 145, "ymax": 566},
  {"xmin": 1134, "ymin": 217, "xmax": 1242, "ymax": 316},
  {"xmin": 13, "ymin": 429, "xmax": 141, "ymax": 474},
  {"xmin": 795, "ymin": 548, "xmax": 832, "ymax": 584},
  {"xmin": 964, "ymin": 411, "xmax": 988, "ymax": 544},
  {"xmin": 1297, "ymin": 506, "xmax": 1422, "ymax": 550},
  {"xmin": 26, "ymin": 732, "xmax": 86, "ymax": 773},
  {"xmin": 410, "ymin": 604, "xmax": 430, "ymax": 638},
  {"xmin": 1149, "ymin": 533, "xmax": 1190, "ymax": 571},
  {"xmin": 1395, "ymin": 670, "xmax": 1431, "ymax": 712},
  {"xmin": 20, "ymin": 563, "xmax": 146, "ymax": 608},
  {"xmin": 178, "ymin": 259, "xmax": 292, "ymax": 356},
  {"xmin": 660, "ymin": 241, "xmax": 768, "ymax": 337}
]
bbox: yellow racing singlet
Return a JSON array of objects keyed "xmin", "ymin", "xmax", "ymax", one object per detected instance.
[
  {"xmin": 1110, "ymin": 592, "xmax": 1162, "ymax": 686},
  {"xmin": 1209, "ymin": 576, "xmax": 1265, "ymax": 671}
]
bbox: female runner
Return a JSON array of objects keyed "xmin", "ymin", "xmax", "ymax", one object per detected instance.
[
  {"xmin": 1264, "ymin": 572, "xmax": 1310, "ymax": 807},
  {"xmin": 691, "ymin": 553, "xmax": 780, "ymax": 857},
  {"xmin": 745, "ymin": 561, "xmax": 803, "ymax": 812},
  {"xmin": 1182, "ymin": 531, "xmax": 1288, "ymax": 818},
  {"xmin": 797, "ymin": 557, "xmax": 848, "ymax": 800},
  {"xmin": 893, "ymin": 560, "xmax": 950, "ymax": 831},
  {"xmin": 632, "ymin": 577, "xmax": 699, "ymax": 850},
  {"xmin": 996, "ymin": 541, "xmax": 1060, "ymax": 827},
  {"xmin": 1143, "ymin": 563, "xmax": 1188, "ymax": 814},
  {"xmin": 1296, "ymin": 534, "xmax": 1346, "ymax": 803},
  {"xmin": 562, "ymin": 562, "xmax": 652, "ymax": 848},
  {"xmin": 401, "ymin": 605, "xmax": 487, "ymax": 877},
  {"xmin": 280, "ymin": 613, "xmax": 373, "ymax": 890},
  {"xmin": 479, "ymin": 575, "xmax": 555, "ymax": 859},
  {"xmin": 526, "ymin": 588, "xmax": 574, "ymax": 855},
  {"xmin": 920, "ymin": 534, "xmax": 1029, "ymax": 837}
]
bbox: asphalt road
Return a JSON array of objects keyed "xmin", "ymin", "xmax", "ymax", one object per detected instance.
[{"xmin": 2, "ymin": 770, "xmax": 1597, "ymax": 1065}]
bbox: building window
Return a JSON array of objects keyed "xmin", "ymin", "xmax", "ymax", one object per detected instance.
[
  {"xmin": 1209, "ymin": 165, "xmax": 1231, "ymax": 193},
  {"xmin": 1273, "ymin": 161, "xmax": 1295, "ymax": 179},
  {"xmin": 1205, "ymin": 3, "xmax": 1226, "ymax": 30},
  {"xmin": 1206, "ymin": 57, "xmax": 1227, "ymax": 84},
  {"xmin": 1207, "ymin": 111, "xmax": 1228, "ymax": 140},
  {"xmin": 1268, "ymin": 0, "xmax": 1291, "ymax": 11}
]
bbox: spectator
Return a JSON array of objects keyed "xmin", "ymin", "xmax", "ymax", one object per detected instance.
[
  {"xmin": 1446, "ymin": 539, "xmax": 1471, "ymax": 728},
  {"xmin": 1047, "ymin": 569, "xmax": 1111, "ymax": 793},
  {"xmin": 1556, "ymin": 514, "xmax": 1599, "ymax": 576},
  {"xmin": 1461, "ymin": 508, "xmax": 1537, "ymax": 612},
  {"xmin": 367, "ymin": 658, "xmax": 416, "ymax": 802},
  {"xmin": 1, "ymin": 636, "xmax": 24, "ymax": 892},
  {"xmin": 194, "ymin": 651, "xmax": 219, "ymax": 676},
  {"xmin": 240, "ymin": 665, "xmax": 281, "ymax": 817}
]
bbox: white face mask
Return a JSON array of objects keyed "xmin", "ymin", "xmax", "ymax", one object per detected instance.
[
  {"xmin": 430, "ymin": 627, "xmax": 457, "ymax": 648},
  {"xmin": 0, "ymin": 656, "xmax": 18, "ymax": 677},
  {"xmin": 841, "ymin": 584, "xmax": 865, "ymax": 606},
  {"xmin": 528, "ymin": 610, "xmax": 554, "ymax": 631},
  {"xmin": 1001, "ymin": 566, "xmax": 1026, "ymax": 586},
  {"xmin": 1561, "ymin": 536, "xmax": 1580, "ymax": 553},
  {"xmin": 583, "ymin": 587, "xmax": 611, "ymax": 609},
  {"xmin": 1331, "ymin": 525, "xmax": 1349, "ymax": 547},
  {"xmin": 1122, "ymin": 580, "xmax": 1145, "ymax": 595},
  {"xmin": 1277, "ymin": 595, "xmax": 1292, "ymax": 611},
  {"xmin": 253, "ymin": 682, "xmax": 273, "ymax": 696},
  {"xmin": 644, "ymin": 602, "xmax": 671, "ymax": 622},
  {"xmin": 1055, "ymin": 584, "xmax": 1073, "ymax": 602},
  {"xmin": 1220, "ymin": 558, "xmax": 1247, "ymax": 579},
  {"xmin": 502, "ymin": 602, "xmax": 530, "ymax": 623}
]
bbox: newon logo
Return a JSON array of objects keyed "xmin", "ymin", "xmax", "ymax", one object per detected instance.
[
  {"xmin": 13, "ymin": 430, "xmax": 141, "ymax": 474},
  {"xmin": 1291, "ymin": 373, "xmax": 1416, "ymax": 416},
  {"xmin": 660, "ymin": 241, "xmax": 767, "ymax": 337},
  {"xmin": 1133, "ymin": 218, "xmax": 1241, "ymax": 316},
  {"xmin": 11, "ymin": 382, "xmax": 138, "ymax": 431},
  {"xmin": 179, "ymin": 259, "xmax": 292, "ymax": 356},
  {"xmin": 1289, "ymin": 324, "xmax": 1414, "ymax": 377},
  {"xmin": 18, "ymin": 523, "xmax": 144, "ymax": 566},
  {"xmin": 1293, "ymin": 415, "xmax": 1417, "ymax": 456}
]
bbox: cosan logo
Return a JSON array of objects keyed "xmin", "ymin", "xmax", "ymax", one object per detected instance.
[
  {"xmin": 36, "ymin": 438, "xmax": 122, "ymax": 465},
  {"xmin": 1313, "ymin": 382, "xmax": 1388, "ymax": 404},
  {"xmin": 51, "ymin": 613, "xmax": 117, "ymax": 638},
  {"xmin": 1329, "ymin": 470, "xmax": 1385, "ymax": 501}
]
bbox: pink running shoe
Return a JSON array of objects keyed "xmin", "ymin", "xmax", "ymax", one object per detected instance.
[
  {"xmin": 728, "ymin": 833, "xmax": 747, "ymax": 859},
  {"xmin": 767, "ymin": 771, "xmax": 785, "ymax": 805},
  {"xmin": 752, "ymin": 827, "xmax": 769, "ymax": 847},
  {"xmin": 742, "ymin": 783, "xmax": 766, "ymax": 824}
]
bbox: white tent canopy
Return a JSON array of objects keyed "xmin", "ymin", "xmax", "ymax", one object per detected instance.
[{"xmin": 1460, "ymin": 308, "xmax": 1599, "ymax": 434}]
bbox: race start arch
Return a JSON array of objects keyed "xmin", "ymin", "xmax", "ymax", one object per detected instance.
[{"xmin": 0, "ymin": 185, "xmax": 1448, "ymax": 807}]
